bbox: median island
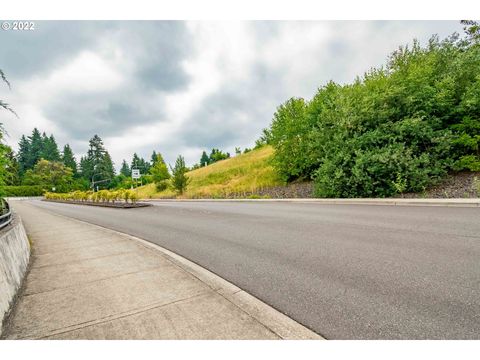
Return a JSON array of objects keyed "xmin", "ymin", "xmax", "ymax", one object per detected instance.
[{"xmin": 43, "ymin": 190, "xmax": 151, "ymax": 208}]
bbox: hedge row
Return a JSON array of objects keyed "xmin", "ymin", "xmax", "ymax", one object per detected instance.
[
  {"xmin": 1, "ymin": 185, "xmax": 45, "ymax": 197},
  {"xmin": 44, "ymin": 189, "xmax": 139, "ymax": 204}
]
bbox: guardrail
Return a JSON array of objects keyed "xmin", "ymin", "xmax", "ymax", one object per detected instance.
[{"xmin": 0, "ymin": 198, "xmax": 12, "ymax": 230}]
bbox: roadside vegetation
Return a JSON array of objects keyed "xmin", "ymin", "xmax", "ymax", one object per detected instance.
[
  {"xmin": 44, "ymin": 189, "xmax": 139, "ymax": 204},
  {"xmin": 260, "ymin": 21, "xmax": 480, "ymax": 198},
  {"xmin": 135, "ymin": 146, "xmax": 282, "ymax": 199}
]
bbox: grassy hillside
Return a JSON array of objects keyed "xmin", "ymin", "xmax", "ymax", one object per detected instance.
[{"xmin": 134, "ymin": 146, "xmax": 283, "ymax": 199}]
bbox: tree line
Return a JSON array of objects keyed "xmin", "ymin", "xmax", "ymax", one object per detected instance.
[
  {"xmin": 260, "ymin": 21, "xmax": 480, "ymax": 197},
  {"xmin": 1, "ymin": 125, "xmax": 190, "ymax": 195}
]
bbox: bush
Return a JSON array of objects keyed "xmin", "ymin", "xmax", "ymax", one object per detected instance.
[
  {"xmin": 155, "ymin": 180, "xmax": 168, "ymax": 192},
  {"xmin": 2, "ymin": 185, "xmax": 45, "ymax": 197}
]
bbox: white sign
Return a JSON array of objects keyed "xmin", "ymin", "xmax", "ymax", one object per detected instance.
[{"xmin": 132, "ymin": 169, "xmax": 141, "ymax": 179}]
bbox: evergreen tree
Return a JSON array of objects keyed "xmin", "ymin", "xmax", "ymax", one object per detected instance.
[
  {"xmin": 130, "ymin": 153, "xmax": 151, "ymax": 175},
  {"xmin": 143, "ymin": 157, "xmax": 151, "ymax": 173},
  {"xmin": 41, "ymin": 134, "xmax": 61, "ymax": 162},
  {"xmin": 120, "ymin": 159, "xmax": 131, "ymax": 177},
  {"xmin": 62, "ymin": 144, "xmax": 77, "ymax": 176},
  {"xmin": 17, "ymin": 135, "xmax": 31, "ymax": 175},
  {"xmin": 102, "ymin": 152, "xmax": 116, "ymax": 180},
  {"xmin": 130, "ymin": 153, "xmax": 141, "ymax": 172},
  {"xmin": 170, "ymin": 155, "xmax": 189, "ymax": 194},
  {"xmin": 79, "ymin": 156, "xmax": 90, "ymax": 179},
  {"xmin": 209, "ymin": 148, "xmax": 229, "ymax": 163},
  {"xmin": 150, "ymin": 151, "xmax": 158, "ymax": 166},
  {"xmin": 27, "ymin": 128, "xmax": 43, "ymax": 169},
  {"xmin": 82, "ymin": 134, "xmax": 115, "ymax": 189},
  {"xmin": 200, "ymin": 151, "xmax": 210, "ymax": 167}
]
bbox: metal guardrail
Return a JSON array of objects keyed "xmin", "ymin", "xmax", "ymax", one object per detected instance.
[{"xmin": 0, "ymin": 198, "xmax": 13, "ymax": 230}]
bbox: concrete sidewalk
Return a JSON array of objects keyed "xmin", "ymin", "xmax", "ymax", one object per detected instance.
[{"xmin": 3, "ymin": 201, "xmax": 320, "ymax": 340}]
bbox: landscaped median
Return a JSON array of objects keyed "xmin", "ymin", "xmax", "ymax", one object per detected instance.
[{"xmin": 43, "ymin": 190, "xmax": 151, "ymax": 208}]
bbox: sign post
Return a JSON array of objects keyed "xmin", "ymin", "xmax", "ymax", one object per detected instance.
[{"xmin": 132, "ymin": 169, "xmax": 141, "ymax": 188}]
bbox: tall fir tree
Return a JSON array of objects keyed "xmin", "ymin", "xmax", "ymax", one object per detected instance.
[
  {"xmin": 150, "ymin": 151, "xmax": 158, "ymax": 166},
  {"xmin": 81, "ymin": 134, "xmax": 115, "ymax": 188},
  {"xmin": 41, "ymin": 134, "xmax": 61, "ymax": 161},
  {"xmin": 17, "ymin": 135, "xmax": 31, "ymax": 175},
  {"xmin": 200, "ymin": 151, "xmax": 210, "ymax": 167},
  {"xmin": 62, "ymin": 144, "xmax": 77, "ymax": 176},
  {"xmin": 120, "ymin": 160, "xmax": 131, "ymax": 177},
  {"xmin": 130, "ymin": 153, "xmax": 141, "ymax": 172},
  {"xmin": 27, "ymin": 128, "xmax": 43, "ymax": 169},
  {"xmin": 79, "ymin": 156, "xmax": 90, "ymax": 179},
  {"xmin": 102, "ymin": 152, "xmax": 116, "ymax": 179}
]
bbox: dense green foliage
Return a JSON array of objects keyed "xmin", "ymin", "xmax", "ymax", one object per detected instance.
[
  {"xmin": 130, "ymin": 153, "xmax": 150, "ymax": 174},
  {"xmin": 149, "ymin": 153, "xmax": 170, "ymax": 191},
  {"xmin": 23, "ymin": 159, "xmax": 75, "ymax": 192},
  {"xmin": 120, "ymin": 159, "xmax": 131, "ymax": 177},
  {"xmin": 265, "ymin": 26, "xmax": 480, "ymax": 197},
  {"xmin": 171, "ymin": 155, "xmax": 189, "ymax": 194},
  {"xmin": 62, "ymin": 144, "xmax": 77, "ymax": 176},
  {"xmin": 16, "ymin": 128, "xmax": 76, "ymax": 178},
  {"xmin": 0, "ymin": 69, "xmax": 16, "ymax": 196},
  {"xmin": 198, "ymin": 148, "xmax": 231, "ymax": 167},
  {"xmin": 2, "ymin": 185, "xmax": 45, "ymax": 197}
]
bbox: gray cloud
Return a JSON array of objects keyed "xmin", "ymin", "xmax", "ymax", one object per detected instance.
[
  {"xmin": 178, "ymin": 63, "xmax": 286, "ymax": 151},
  {"xmin": 43, "ymin": 94, "xmax": 162, "ymax": 140},
  {"xmin": 0, "ymin": 22, "xmax": 111, "ymax": 79}
]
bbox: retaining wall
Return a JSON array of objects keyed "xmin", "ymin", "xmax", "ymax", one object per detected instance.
[{"xmin": 0, "ymin": 214, "xmax": 30, "ymax": 336}]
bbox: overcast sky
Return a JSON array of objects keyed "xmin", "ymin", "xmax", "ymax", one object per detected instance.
[{"xmin": 0, "ymin": 21, "xmax": 464, "ymax": 169}]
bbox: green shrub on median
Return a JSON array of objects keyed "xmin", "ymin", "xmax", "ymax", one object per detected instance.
[{"xmin": 44, "ymin": 189, "xmax": 139, "ymax": 204}]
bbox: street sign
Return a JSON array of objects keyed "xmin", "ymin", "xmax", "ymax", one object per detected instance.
[{"xmin": 132, "ymin": 169, "xmax": 141, "ymax": 179}]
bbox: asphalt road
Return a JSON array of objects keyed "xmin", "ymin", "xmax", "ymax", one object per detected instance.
[{"xmin": 19, "ymin": 200, "xmax": 480, "ymax": 339}]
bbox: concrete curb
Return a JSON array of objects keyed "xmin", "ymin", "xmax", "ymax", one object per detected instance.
[
  {"xmin": 33, "ymin": 206, "xmax": 322, "ymax": 340},
  {"xmin": 143, "ymin": 198, "xmax": 480, "ymax": 207}
]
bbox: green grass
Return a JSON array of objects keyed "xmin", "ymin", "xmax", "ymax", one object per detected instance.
[{"xmin": 134, "ymin": 146, "xmax": 283, "ymax": 199}]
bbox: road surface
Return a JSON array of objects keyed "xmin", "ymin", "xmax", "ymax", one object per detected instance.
[{"xmin": 16, "ymin": 200, "xmax": 480, "ymax": 339}]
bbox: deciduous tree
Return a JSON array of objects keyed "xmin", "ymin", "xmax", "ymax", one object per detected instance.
[{"xmin": 170, "ymin": 155, "xmax": 189, "ymax": 194}]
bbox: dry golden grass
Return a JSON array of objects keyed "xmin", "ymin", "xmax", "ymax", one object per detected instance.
[{"xmin": 134, "ymin": 146, "xmax": 283, "ymax": 199}]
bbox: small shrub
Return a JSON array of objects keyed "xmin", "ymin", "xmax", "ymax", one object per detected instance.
[
  {"xmin": 129, "ymin": 191, "xmax": 138, "ymax": 204},
  {"xmin": 155, "ymin": 180, "xmax": 168, "ymax": 192},
  {"xmin": 247, "ymin": 194, "xmax": 271, "ymax": 199}
]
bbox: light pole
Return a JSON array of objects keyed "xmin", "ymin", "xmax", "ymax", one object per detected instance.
[{"xmin": 91, "ymin": 165, "xmax": 110, "ymax": 191}]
